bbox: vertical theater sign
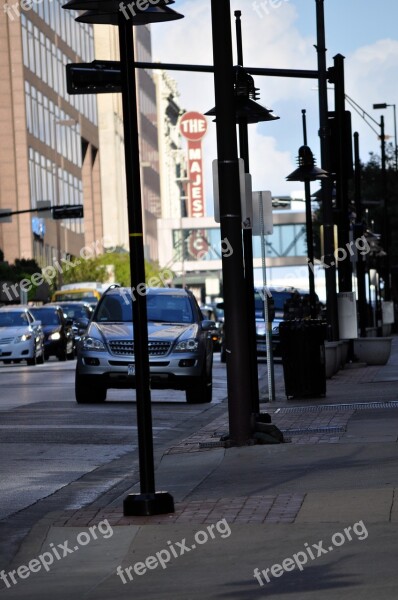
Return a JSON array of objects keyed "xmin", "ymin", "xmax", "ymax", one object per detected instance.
[{"xmin": 179, "ymin": 111, "xmax": 207, "ymax": 219}]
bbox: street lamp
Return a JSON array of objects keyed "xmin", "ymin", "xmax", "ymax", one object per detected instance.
[
  {"xmin": 63, "ymin": 0, "xmax": 183, "ymax": 516},
  {"xmin": 286, "ymin": 112, "xmax": 328, "ymax": 318},
  {"xmin": 373, "ymin": 103, "xmax": 398, "ymax": 172}
]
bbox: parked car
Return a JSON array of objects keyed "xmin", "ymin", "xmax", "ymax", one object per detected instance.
[
  {"xmin": 29, "ymin": 305, "xmax": 75, "ymax": 361},
  {"xmin": 0, "ymin": 306, "xmax": 44, "ymax": 365},
  {"xmin": 75, "ymin": 286, "xmax": 215, "ymax": 404},
  {"xmin": 47, "ymin": 301, "xmax": 93, "ymax": 344}
]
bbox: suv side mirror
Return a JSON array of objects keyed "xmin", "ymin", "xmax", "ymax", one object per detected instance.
[
  {"xmin": 201, "ymin": 319, "xmax": 216, "ymax": 331},
  {"xmin": 76, "ymin": 317, "xmax": 90, "ymax": 331}
]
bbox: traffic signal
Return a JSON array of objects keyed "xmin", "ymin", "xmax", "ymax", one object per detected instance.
[
  {"xmin": 66, "ymin": 61, "xmax": 121, "ymax": 95},
  {"xmin": 52, "ymin": 205, "xmax": 84, "ymax": 219}
]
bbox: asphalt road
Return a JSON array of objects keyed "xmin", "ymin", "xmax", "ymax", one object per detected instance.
[{"xmin": 0, "ymin": 353, "xmax": 230, "ymax": 565}]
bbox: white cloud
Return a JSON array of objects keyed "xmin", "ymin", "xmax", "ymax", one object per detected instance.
[
  {"xmin": 151, "ymin": 2, "xmax": 398, "ymax": 204},
  {"xmin": 345, "ymin": 39, "xmax": 398, "ymax": 161}
]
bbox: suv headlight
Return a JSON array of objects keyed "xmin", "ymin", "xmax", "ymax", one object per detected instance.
[
  {"xmin": 49, "ymin": 332, "xmax": 61, "ymax": 340},
  {"xmin": 14, "ymin": 333, "xmax": 32, "ymax": 343},
  {"xmin": 174, "ymin": 339, "xmax": 199, "ymax": 352},
  {"xmin": 81, "ymin": 336, "xmax": 106, "ymax": 351}
]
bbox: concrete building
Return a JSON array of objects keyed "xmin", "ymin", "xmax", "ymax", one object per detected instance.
[
  {"xmin": 0, "ymin": 1, "xmax": 102, "ymax": 267},
  {"xmin": 153, "ymin": 69, "xmax": 186, "ymax": 220},
  {"xmin": 157, "ymin": 194, "xmax": 316, "ymax": 304},
  {"xmin": 94, "ymin": 24, "xmax": 161, "ymax": 261}
]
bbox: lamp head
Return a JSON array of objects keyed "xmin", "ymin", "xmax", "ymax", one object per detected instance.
[
  {"xmin": 205, "ymin": 65, "xmax": 279, "ymax": 124},
  {"xmin": 286, "ymin": 145, "xmax": 329, "ymax": 182},
  {"xmin": 64, "ymin": 0, "xmax": 183, "ymax": 24}
]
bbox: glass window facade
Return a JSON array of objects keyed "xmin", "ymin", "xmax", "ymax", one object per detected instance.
[
  {"xmin": 28, "ymin": 148, "xmax": 83, "ymax": 235},
  {"xmin": 172, "ymin": 225, "xmax": 307, "ymax": 262},
  {"xmin": 21, "ymin": 13, "xmax": 97, "ymax": 125}
]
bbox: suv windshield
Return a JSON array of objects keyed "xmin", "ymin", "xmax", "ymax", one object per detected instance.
[{"xmin": 95, "ymin": 292, "xmax": 194, "ymax": 324}]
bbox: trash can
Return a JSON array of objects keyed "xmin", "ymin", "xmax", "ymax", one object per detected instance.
[{"xmin": 279, "ymin": 319, "xmax": 327, "ymax": 399}]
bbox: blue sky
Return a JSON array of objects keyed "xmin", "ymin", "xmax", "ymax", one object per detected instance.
[{"xmin": 151, "ymin": 0, "xmax": 398, "ymax": 206}]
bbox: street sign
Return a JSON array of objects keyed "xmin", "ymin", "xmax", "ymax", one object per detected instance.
[
  {"xmin": 66, "ymin": 61, "xmax": 121, "ymax": 94},
  {"xmin": 52, "ymin": 205, "xmax": 84, "ymax": 219}
]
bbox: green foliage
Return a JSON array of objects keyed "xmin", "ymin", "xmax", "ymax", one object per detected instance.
[
  {"xmin": 0, "ymin": 255, "xmax": 49, "ymax": 301},
  {"xmin": 61, "ymin": 256, "xmax": 108, "ymax": 285},
  {"xmin": 96, "ymin": 251, "xmax": 173, "ymax": 287}
]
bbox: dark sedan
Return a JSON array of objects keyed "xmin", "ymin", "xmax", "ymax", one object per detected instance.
[
  {"xmin": 30, "ymin": 306, "xmax": 75, "ymax": 361},
  {"xmin": 48, "ymin": 301, "xmax": 93, "ymax": 344}
]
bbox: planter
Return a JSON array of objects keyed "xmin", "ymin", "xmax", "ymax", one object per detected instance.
[
  {"xmin": 353, "ymin": 337, "xmax": 392, "ymax": 366},
  {"xmin": 382, "ymin": 324, "xmax": 392, "ymax": 337},
  {"xmin": 365, "ymin": 327, "xmax": 378, "ymax": 337},
  {"xmin": 339, "ymin": 340, "xmax": 349, "ymax": 367},
  {"xmin": 325, "ymin": 341, "xmax": 339, "ymax": 378}
]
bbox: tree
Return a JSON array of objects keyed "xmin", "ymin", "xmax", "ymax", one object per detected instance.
[
  {"xmin": 96, "ymin": 251, "xmax": 173, "ymax": 287},
  {"xmin": 61, "ymin": 256, "xmax": 108, "ymax": 285}
]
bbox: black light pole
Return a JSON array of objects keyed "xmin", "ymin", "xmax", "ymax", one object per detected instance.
[
  {"xmin": 315, "ymin": 0, "xmax": 339, "ymax": 340},
  {"xmin": 117, "ymin": 17, "xmax": 172, "ymax": 517},
  {"xmin": 235, "ymin": 10, "xmax": 259, "ymax": 415},
  {"xmin": 286, "ymin": 116, "xmax": 328, "ymax": 317},
  {"xmin": 374, "ymin": 103, "xmax": 398, "ymax": 172},
  {"xmin": 353, "ymin": 131, "xmax": 368, "ymax": 337},
  {"xmin": 331, "ymin": 53, "xmax": 353, "ymax": 293},
  {"xmin": 211, "ymin": 0, "xmax": 252, "ymax": 446},
  {"xmin": 63, "ymin": 0, "xmax": 182, "ymax": 516},
  {"xmin": 379, "ymin": 114, "xmax": 391, "ymax": 301}
]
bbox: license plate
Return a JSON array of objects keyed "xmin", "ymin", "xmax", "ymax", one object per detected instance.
[{"xmin": 127, "ymin": 364, "xmax": 135, "ymax": 376}]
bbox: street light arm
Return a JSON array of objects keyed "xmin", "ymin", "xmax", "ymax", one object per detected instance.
[{"xmin": 345, "ymin": 94, "xmax": 380, "ymax": 136}]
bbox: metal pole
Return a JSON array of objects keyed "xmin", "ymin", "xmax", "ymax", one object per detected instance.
[
  {"xmin": 353, "ymin": 132, "xmax": 368, "ymax": 337},
  {"xmin": 315, "ymin": 0, "xmax": 339, "ymax": 340},
  {"xmin": 333, "ymin": 53, "xmax": 352, "ymax": 293},
  {"xmin": 380, "ymin": 114, "xmax": 391, "ymax": 301},
  {"xmin": 259, "ymin": 192, "xmax": 275, "ymax": 402},
  {"xmin": 211, "ymin": 0, "xmax": 252, "ymax": 445},
  {"xmin": 393, "ymin": 104, "xmax": 398, "ymax": 172},
  {"xmin": 235, "ymin": 10, "xmax": 260, "ymax": 416},
  {"xmin": 302, "ymin": 110, "xmax": 317, "ymax": 319},
  {"xmin": 119, "ymin": 18, "xmax": 173, "ymax": 515}
]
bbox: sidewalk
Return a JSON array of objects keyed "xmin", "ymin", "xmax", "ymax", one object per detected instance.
[{"xmin": 1, "ymin": 337, "xmax": 398, "ymax": 599}]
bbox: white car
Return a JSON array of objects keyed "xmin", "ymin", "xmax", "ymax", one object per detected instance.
[{"xmin": 0, "ymin": 306, "xmax": 45, "ymax": 365}]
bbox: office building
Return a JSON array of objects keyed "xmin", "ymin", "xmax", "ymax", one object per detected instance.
[{"xmin": 0, "ymin": 1, "xmax": 103, "ymax": 268}]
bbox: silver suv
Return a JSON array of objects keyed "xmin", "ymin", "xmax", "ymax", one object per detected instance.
[{"xmin": 75, "ymin": 286, "xmax": 215, "ymax": 404}]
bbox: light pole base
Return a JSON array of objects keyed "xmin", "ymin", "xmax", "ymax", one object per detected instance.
[{"xmin": 123, "ymin": 492, "xmax": 175, "ymax": 516}]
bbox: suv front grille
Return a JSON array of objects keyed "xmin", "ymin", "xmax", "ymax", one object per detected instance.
[{"xmin": 108, "ymin": 340, "xmax": 171, "ymax": 357}]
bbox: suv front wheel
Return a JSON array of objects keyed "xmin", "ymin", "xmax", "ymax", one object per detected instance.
[
  {"xmin": 75, "ymin": 370, "xmax": 107, "ymax": 403},
  {"xmin": 185, "ymin": 361, "xmax": 212, "ymax": 404}
]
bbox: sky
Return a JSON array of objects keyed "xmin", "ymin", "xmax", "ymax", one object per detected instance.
[{"xmin": 150, "ymin": 0, "xmax": 398, "ymax": 214}]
